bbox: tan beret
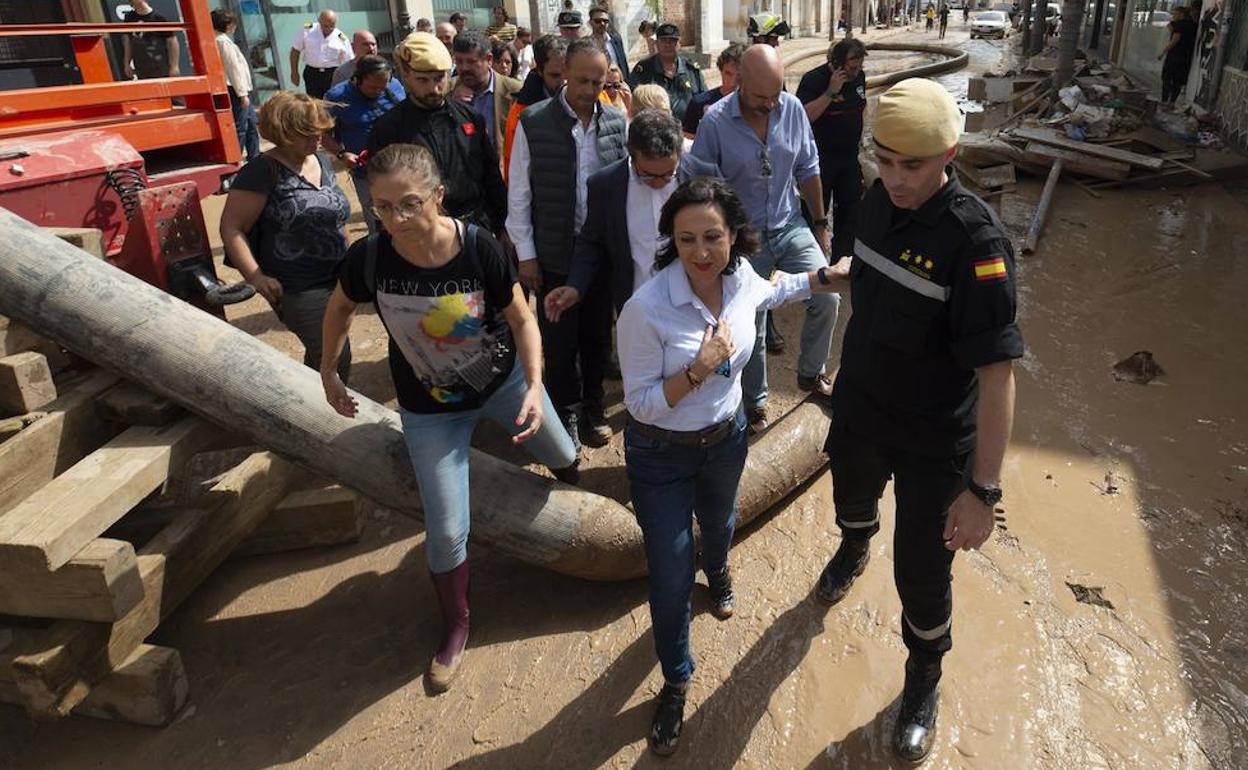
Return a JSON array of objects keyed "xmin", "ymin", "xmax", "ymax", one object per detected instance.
[
  {"xmin": 872, "ymin": 78, "xmax": 964, "ymax": 157},
  {"xmin": 396, "ymin": 31, "xmax": 452, "ymax": 72}
]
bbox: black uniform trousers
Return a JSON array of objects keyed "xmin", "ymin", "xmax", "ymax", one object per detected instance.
[
  {"xmin": 821, "ymin": 154, "xmax": 863, "ymax": 260},
  {"xmin": 303, "ymin": 66, "xmax": 335, "ymax": 99},
  {"xmin": 827, "ymin": 422, "xmax": 969, "ymax": 657},
  {"xmin": 536, "ymin": 269, "xmax": 612, "ymax": 413}
]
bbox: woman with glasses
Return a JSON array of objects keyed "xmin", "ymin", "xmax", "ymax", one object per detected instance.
[
  {"xmin": 616, "ymin": 177, "xmax": 849, "ymax": 755},
  {"xmin": 319, "ymin": 143, "xmax": 579, "ymax": 693},
  {"xmin": 220, "ymin": 91, "xmax": 352, "ymax": 382}
]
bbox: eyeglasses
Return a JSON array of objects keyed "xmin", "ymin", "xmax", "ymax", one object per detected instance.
[
  {"xmin": 635, "ymin": 167, "xmax": 676, "ymax": 183},
  {"xmin": 758, "ymin": 148, "xmax": 773, "ymax": 179},
  {"xmin": 371, "ymin": 195, "xmax": 427, "ymax": 220},
  {"xmin": 604, "ymin": 83, "xmax": 622, "ymax": 92}
]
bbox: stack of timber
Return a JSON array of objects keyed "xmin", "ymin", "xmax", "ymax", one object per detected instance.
[{"xmin": 0, "ymin": 313, "xmax": 364, "ymax": 727}]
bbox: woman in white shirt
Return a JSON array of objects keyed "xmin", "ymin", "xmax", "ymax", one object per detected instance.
[{"xmin": 616, "ymin": 177, "xmax": 849, "ymax": 756}]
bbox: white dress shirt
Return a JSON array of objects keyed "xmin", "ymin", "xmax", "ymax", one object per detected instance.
[
  {"xmin": 215, "ymin": 32, "xmax": 252, "ymax": 95},
  {"xmin": 617, "ymin": 260, "xmax": 811, "ymax": 431},
  {"xmin": 506, "ymin": 91, "xmax": 605, "ymax": 263},
  {"xmin": 513, "ymin": 43, "xmax": 535, "ymax": 81},
  {"xmin": 292, "ymin": 24, "xmax": 353, "ymax": 69},
  {"xmin": 625, "ymin": 159, "xmax": 676, "ymax": 292}
]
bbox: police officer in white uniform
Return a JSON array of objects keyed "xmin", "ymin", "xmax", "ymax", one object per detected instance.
[{"xmin": 290, "ymin": 9, "xmax": 353, "ymax": 99}]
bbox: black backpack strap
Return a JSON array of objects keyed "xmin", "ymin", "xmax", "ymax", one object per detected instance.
[{"xmin": 363, "ymin": 232, "xmax": 380, "ymax": 298}]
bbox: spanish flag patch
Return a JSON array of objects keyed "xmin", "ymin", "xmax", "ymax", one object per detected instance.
[{"xmin": 973, "ymin": 257, "xmax": 1007, "ymax": 282}]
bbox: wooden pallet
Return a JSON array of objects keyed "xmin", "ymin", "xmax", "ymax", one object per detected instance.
[{"xmin": 0, "ymin": 322, "xmax": 365, "ymax": 725}]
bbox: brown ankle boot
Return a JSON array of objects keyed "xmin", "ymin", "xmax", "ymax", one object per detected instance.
[{"xmin": 428, "ymin": 560, "xmax": 470, "ymax": 692}]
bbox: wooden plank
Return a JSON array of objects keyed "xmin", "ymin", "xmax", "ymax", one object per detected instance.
[
  {"xmin": 96, "ymin": 382, "xmax": 185, "ymax": 427},
  {"xmin": 10, "ymin": 452, "xmax": 296, "ymax": 718},
  {"xmin": 110, "ymin": 483, "xmax": 363, "ymax": 557},
  {"xmin": 0, "ymin": 639, "xmax": 187, "ymax": 726},
  {"xmin": 1011, "ymin": 127, "xmax": 1166, "ymax": 171},
  {"xmin": 1023, "ymin": 159, "xmax": 1063, "ymax": 255},
  {"xmin": 1022, "ymin": 142, "xmax": 1132, "ymax": 181},
  {"xmin": 0, "ymin": 371, "xmax": 121, "ymax": 516},
  {"xmin": 0, "ymin": 416, "xmax": 219, "ymax": 572},
  {"xmin": 0, "ymin": 352, "xmax": 57, "ymax": 416},
  {"xmin": 964, "ymin": 163, "xmax": 1016, "ymax": 190},
  {"xmin": 0, "ymin": 539, "xmax": 143, "ymax": 622},
  {"xmin": 0, "ymin": 319, "xmax": 71, "ymax": 374}
]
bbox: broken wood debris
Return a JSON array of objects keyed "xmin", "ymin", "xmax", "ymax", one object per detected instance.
[{"xmin": 0, "ymin": 315, "xmax": 371, "ymax": 726}]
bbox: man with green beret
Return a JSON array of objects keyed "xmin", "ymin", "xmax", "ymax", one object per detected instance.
[
  {"xmin": 815, "ymin": 77, "xmax": 1024, "ymax": 763},
  {"xmin": 628, "ymin": 22, "xmax": 705, "ymax": 123}
]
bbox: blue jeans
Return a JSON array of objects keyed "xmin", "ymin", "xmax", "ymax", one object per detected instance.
[
  {"xmin": 742, "ymin": 219, "xmax": 840, "ymax": 410},
  {"xmin": 399, "ymin": 364, "xmax": 578, "ymax": 573},
  {"xmin": 228, "ymin": 88, "xmax": 260, "ymax": 161},
  {"xmin": 625, "ymin": 413, "xmax": 748, "ymax": 684}
]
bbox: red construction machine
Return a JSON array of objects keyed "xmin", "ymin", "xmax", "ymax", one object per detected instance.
[{"xmin": 0, "ymin": 0, "xmax": 253, "ymax": 314}]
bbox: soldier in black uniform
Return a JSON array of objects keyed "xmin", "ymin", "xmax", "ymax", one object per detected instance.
[
  {"xmin": 628, "ymin": 22, "xmax": 705, "ymax": 123},
  {"xmin": 815, "ymin": 78, "xmax": 1024, "ymax": 764}
]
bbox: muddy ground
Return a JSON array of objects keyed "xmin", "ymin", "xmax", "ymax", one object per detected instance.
[{"xmin": 3, "ymin": 23, "xmax": 1248, "ymax": 770}]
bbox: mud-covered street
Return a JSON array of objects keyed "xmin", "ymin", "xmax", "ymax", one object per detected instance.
[{"xmin": 3, "ymin": 23, "xmax": 1247, "ymax": 770}]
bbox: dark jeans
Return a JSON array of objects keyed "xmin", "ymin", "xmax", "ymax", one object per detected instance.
[
  {"xmin": 229, "ymin": 87, "xmax": 260, "ymax": 161},
  {"xmin": 826, "ymin": 424, "xmax": 969, "ymax": 656},
  {"xmin": 1161, "ymin": 57, "xmax": 1191, "ymax": 104},
  {"xmin": 626, "ymin": 413, "xmax": 748, "ymax": 684},
  {"xmin": 820, "ymin": 154, "xmax": 863, "ymax": 260},
  {"xmin": 274, "ymin": 286, "xmax": 351, "ymax": 383},
  {"xmin": 535, "ymin": 269, "xmax": 611, "ymax": 412}
]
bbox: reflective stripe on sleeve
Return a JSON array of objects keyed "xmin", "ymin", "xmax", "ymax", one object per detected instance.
[{"xmin": 854, "ymin": 239, "xmax": 952, "ymax": 302}]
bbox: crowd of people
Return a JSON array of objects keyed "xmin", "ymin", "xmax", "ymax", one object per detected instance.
[{"xmin": 184, "ymin": 6, "xmax": 1022, "ymax": 765}]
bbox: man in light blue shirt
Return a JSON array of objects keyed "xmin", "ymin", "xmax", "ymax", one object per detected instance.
[{"xmin": 691, "ymin": 44, "xmax": 838, "ymax": 433}]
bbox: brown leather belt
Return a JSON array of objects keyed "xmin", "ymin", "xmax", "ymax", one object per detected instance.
[{"xmin": 627, "ymin": 415, "xmax": 737, "ymax": 447}]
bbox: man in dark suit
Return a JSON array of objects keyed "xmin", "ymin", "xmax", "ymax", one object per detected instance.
[
  {"xmin": 543, "ymin": 109, "xmax": 719, "ymax": 320},
  {"xmin": 589, "ymin": 6, "xmax": 628, "ymax": 75}
]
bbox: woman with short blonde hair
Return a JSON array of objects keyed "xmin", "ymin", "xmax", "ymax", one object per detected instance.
[{"xmin": 630, "ymin": 83, "xmax": 670, "ymax": 115}]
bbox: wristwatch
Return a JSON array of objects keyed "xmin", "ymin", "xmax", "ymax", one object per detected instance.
[
  {"xmin": 336, "ymin": 149, "xmax": 347, "ymax": 159},
  {"xmin": 811, "ymin": 217, "xmax": 828, "ymax": 227},
  {"xmin": 967, "ymin": 478, "xmax": 1003, "ymax": 507},
  {"xmin": 817, "ymin": 266, "xmax": 831, "ymax": 285}
]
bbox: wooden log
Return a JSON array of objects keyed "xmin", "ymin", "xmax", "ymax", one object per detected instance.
[
  {"xmin": 0, "ymin": 637, "xmax": 187, "ymax": 726},
  {"xmin": 97, "ymin": 382, "xmax": 185, "ymax": 427},
  {"xmin": 0, "ymin": 351, "xmax": 57, "ymax": 416},
  {"xmin": 0, "ymin": 539, "xmax": 144, "ymax": 622},
  {"xmin": 1023, "ymin": 159, "xmax": 1063, "ymax": 255},
  {"xmin": 1010, "ymin": 126, "xmax": 1166, "ymax": 170},
  {"xmin": 0, "ymin": 371, "xmax": 121, "ymax": 516},
  {"xmin": 0, "ymin": 416, "xmax": 219, "ymax": 572},
  {"xmin": 0, "ymin": 210, "xmax": 837, "ymax": 581},
  {"xmin": 10, "ymin": 452, "xmax": 296, "ymax": 719},
  {"xmin": 1022, "ymin": 141, "xmax": 1132, "ymax": 181},
  {"xmin": 109, "ymin": 483, "xmax": 363, "ymax": 557},
  {"xmin": 0, "ymin": 209, "xmax": 647, "ymax": 581}
]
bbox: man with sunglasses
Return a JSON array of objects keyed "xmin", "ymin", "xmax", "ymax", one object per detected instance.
[
  {"xmin": 690, "ymin": 43, "xmax": 836, "ymax": 434},
  {"xmin": 588, "ymin": 6, "xmax": 629, "ymax": 74},
  {"xmin": 628, "ymin": 22, "xmax": 705, "ymax": 123}
]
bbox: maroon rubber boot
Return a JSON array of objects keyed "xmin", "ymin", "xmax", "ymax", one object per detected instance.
[{"xmin": 427, "ymin": 560, "xmax": 470, "ymax": 692}]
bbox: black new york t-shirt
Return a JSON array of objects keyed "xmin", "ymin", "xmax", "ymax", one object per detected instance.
[
  {"xmin": 338, "ymin": 225, "xmax": 518, "ymax": 414},
  {"xmin": 796, "ymin": 67, "xmax": 867, "ymax": 156}
]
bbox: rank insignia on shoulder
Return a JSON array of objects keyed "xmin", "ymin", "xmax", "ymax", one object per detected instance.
[{"xmin": 973, "ymin": 257, "xmax": 1007, "ymax": 282}]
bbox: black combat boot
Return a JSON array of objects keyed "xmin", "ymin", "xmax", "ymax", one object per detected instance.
[
  {"xmin": 893, "ymin": 652, "xmax": 942, "ymax": 764},
  {"xmin": 815, "ymin": 536, "xmax": 871, "ymax": 605},
  {"xmin": 706, "ymin": 565, "xmax": 734, "ymax": 620}
]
